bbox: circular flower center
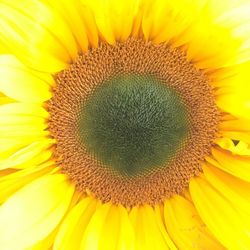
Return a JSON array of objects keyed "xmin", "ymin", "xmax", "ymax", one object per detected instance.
[
  {"xmin": 78, "ymin": 74, "xmax": 190, "ymax": 176},
  {"xmin": 47, "ymin": 38, "xmax": 220, "ymax": 207}
]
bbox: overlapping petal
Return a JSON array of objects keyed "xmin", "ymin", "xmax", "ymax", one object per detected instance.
[
  {"xmin": 0, "ymin": 0, "xmax": 77, "ymax": 72},
  {"xmin": 0, "ymin": 0, "xmax": 249, "ymax": 249},
  {"xmin": 0, "ymin": 174, "xmax": 74, "ymax": 250}
]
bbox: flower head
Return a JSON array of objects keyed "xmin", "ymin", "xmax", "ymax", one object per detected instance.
[{"xmin": 0, "ymin": 0, "xmax": 250, "ymax": 249}]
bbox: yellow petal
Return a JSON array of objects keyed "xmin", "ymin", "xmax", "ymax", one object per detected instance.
[
  {"xmin": 0, "ymin": 92, "xmax": 14, "ymax": 105},
  {"xmin": 190, "ymin": 176, "xmax": 250, "ymax": 249},
  {"xmin": 0, "ymin": 174, "xmax": 74, "ymax": 250},
  {"xmin": 129, "ymin": 205, "xmax": 173, "ymax": 250},
  {"xmin": 210, "ymin": 61, "xmax": 250, "ymax": 91},
  {"xmin": 185, "ymin": 1, "xmax": 250, "ymax": 69},
  {"xmin": 54, "ymin": 197, "xmax": 98, "ymax": 250},
  {"xmin": 43, "ymin": 0, "xmax": 89, "ymax": 52},
  {"xmin": 80, "ymin": 202, "xmax": 111, "ymax": 250},
  {"xmin": 207, "ymin": 147, "xmax": 250, "ymax": 182},
  {"xmin": 154, "ymin": 205, "xmax": 177, "ymax": 250},
  {"xmin": 0, "ymin": 102, "xmax": 49, "ymax": 140},
  {"xmin": 164, "ymin": 195, "xmax": 224, "ymax": 250},
  {"xmin": 0, "ymin": 123, "xmax": 48, "ymax": 138},
  {"xmin": 2, "ymin": 0, "xmax": 78, "ymax": 58},
  {"xmin": 0, "ymin": 115, "xmax": 45, "ymax": 126},
  {"xmin": 0, "ymin": 1, "xmax": 77, "ymax": 72},
  {"xmin": 0, "ymin": 168, "xmax": 17, "ymax": 178},
  {"xmin": 141, "ymin": 0, "xmax": 199, "ymax": 44},
  {"xmin": 83, "ymin": 0, "xmax": 115, "ymax": 45},
  {"xmin": 107, "ymin": 0, "xmax": 140, "ymax": 42},
  {"xmin": 80, "ymin": 203, "xmax": 134, "ymax": 250},
  {"xmin": 0, "ymin": 160, "xmax": 55, "ymax": 203},
  {"xmin": 0, "ymin": 115, "xmax": 47, "ymax": 141},
  {"xmin": 0, "ymin": 137, "xmax": 38, "ymax": 156},
  {"xmin": 98, "ymin": 205, "xmax": 121, "ymax": 250},
  {"xmin": 130, "ymin": 0, "xmax": 144, "ymax": 37},
  {"xmin": 219, "ymin": 131, "xmax": 250, "ymax": 144},
  {"xmin": 116, "ymin": 205, "xmax": 136, "ymax": 250},
  {"xmin": 79, "ymin": 2, "xmax": 99, "ymax": 48},
  {"xmin": 0, "ymin": 139, "xmax": 54, "ymax": 170},
  {"xmin": 32, "ymin": 188, "xmax": 80, "ymax": 250},
  {"xmin": 0, "ymin": 42, "xmax": 8, "ymax": 53},
  {"xmin": 219, "ymin": 118, "xmax": 250, "ymax": 133},
  {"xmin": 203, "ymin": 164, "xmax": 250, "ymax": 215},
  {"xmin": 0, "ymin": 55, "xmax": 52, "ymax": 102},
  {"xmin": 26, "ymin": 227, "xmax": 58, "ymax": 250},
  {"xmin": 215, "ymin": 137, "xmax": 250, "ymax": 156},
  {"xmin": 0, "ymin": 102, "xmax": 48, "ymax": 117},
  {"xmin": 0, "ymin": 54, "xmax": 55, "ymax": 86},
  {"xmin": 215, "ymin": 3, "xmax": 250, "ymax": 65},
  {"xmin": 216, "ymin": 93, "xmax": 250, "ymax": 121}
]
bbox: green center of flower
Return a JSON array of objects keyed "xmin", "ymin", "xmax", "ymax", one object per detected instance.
[{"xmin": 78, "ymin": 74, "xmax": 190, "ymax": 176}]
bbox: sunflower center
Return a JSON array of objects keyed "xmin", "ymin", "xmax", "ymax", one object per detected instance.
[
  {"xmin": 78, "ymin": 74, "xmax": 189, "ymax": 176},
  {"xmin": 47, "ymin": 38, "xmax": 220, "ymax": 207}
]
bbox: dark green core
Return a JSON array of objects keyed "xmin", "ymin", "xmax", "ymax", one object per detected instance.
[{"xmin": 78, "ymin": 74, "xmax": 190, "ymax": 176}]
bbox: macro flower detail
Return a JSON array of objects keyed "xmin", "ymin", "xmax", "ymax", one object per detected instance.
[{"xmin": 0, "ymin": 0, "xmax": 250, "ymax": 250}]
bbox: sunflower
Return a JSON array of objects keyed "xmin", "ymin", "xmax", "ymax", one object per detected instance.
[{"xmin": 0, "ymin": 0, "xmax": 250, "ymax": 249}]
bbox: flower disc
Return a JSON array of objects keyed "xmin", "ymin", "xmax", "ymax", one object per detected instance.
[{"xmin": 48, "ymin": 38, "xmax": 219, "ymax": 207}]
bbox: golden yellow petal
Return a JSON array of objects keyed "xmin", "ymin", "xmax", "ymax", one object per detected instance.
[
  {"xmin": 215, "ymin": 137, "xmax": 250, "ymax": 156},
  {"xmin": 0, "ymin": 55, "xmax": 52, "ymax": 103},
  {"xmin": 0, "ymin": 139, "xmax": 54, "ymax": 170},
  {"xmin": 43, "ymin": 0, "xmax": 89, "ymax": 52},
  {"xmin": 98, "ymin": 205, "xmax": 134, "ymax": 250},
  {"xmin": 82, "ymin": 0, "xmax": 139, "ymax": 44},
  {"xmin": 115, "ymin": 205, "xmax": 136, "ymax": 250},
  {"xmin": 82, "ymin": 0, "xmax": 115, "ymax": 45},
  {"xmin": 183, "ymin": 1, "xmax": 250, "ymax": 69},
  {"xmin": 0, "ymin": 1, "xmax": 77, "ymax": 72},
  {"xmin": 80, "ymin": 203, "xmax": 135, "ymax": 250},
  {"xmin": 111, "ymin": 0, "xmax": 140, "ymax": 42},
  {"xmin": 0, "ymin": 160, "xmax": 55, "ymax": 203},
  {"xmin": 207, "ymin": 147, "xmax": 250, "ymax": 182},
  {"xmin": 164, "ymin": 195, "xmax": 224, "ymax": 250},
  {"xmin": 141, "ymin": 0, "xmax": 200, "ymax": 44},
  {"xmin": 219, "ymin": 131, "xmax": 250, "ymax": 144},
  {"xmin": 190, "ymin": 176, "xmax": 250, "ymax": 249},
  {"xmin": 0, "ymin": 103, "xmax": 49, "ymax": 149},
  {"xmin": 203, "ymin": 164, "xmax": 250, "ymax": 216},
  {"xmin": 154, "ymin": 205, "xmax": 177, "ymax": 250},
  {"xmin": 54, "ymin": 197, "xmax": 98, "ymax": 250},
  {"xmin": 219, "ymin": 118, "xmax": 250, "ymax": 132},
  {"xmin": 0, "ymin": 174, "xmax": 74, "ymax": 250},
  {"xmin": 129, "ymin": 205, "xmax": 174, "ymax": 250},
  {"xmin": 80, "ymin": 203, "xmax": 110, "ymax": 250}
]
